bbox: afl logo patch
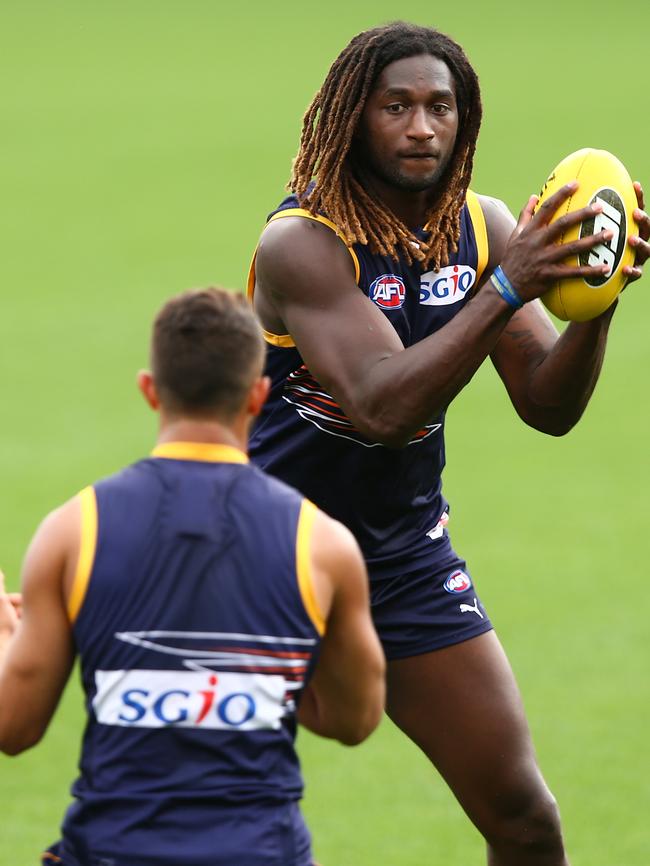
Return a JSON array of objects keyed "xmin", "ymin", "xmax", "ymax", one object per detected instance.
[
  {"xmin": 443, "ymin": 569, "xmax": 472, "ymax": 594},
  {"xmin": 579, "ymin": 188, "xmax": 627, "ymax": 287},
  {"xmin": 369, "ymin": 274, "xmax": 406, "ymax": 309}
]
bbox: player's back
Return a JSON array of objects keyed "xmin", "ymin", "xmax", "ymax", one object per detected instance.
[{"xmin": 61, "ymin": 443, "xmax": 321, "ymax": 866}]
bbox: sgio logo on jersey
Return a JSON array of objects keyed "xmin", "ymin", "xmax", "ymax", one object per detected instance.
[
  {"xmin": 420, "ymin": 265, "xmax": 476, "ymax": 306},
  {"xmin": 92, "ymin": 669, "xmax": 287, "ymax": 730}
]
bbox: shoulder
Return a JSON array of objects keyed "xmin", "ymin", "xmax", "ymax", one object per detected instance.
[
  {"xmin": 21, "ymin": 494, "xmax": 83, "ymax": 603},
  {"xmin": 30, "ymin": 496, "xmax": 81, "ymax": 552},
  {"xmin": 93, "ymin": 458, "xmax": 165, "ymax": 501},
  {"xmin": 301, "ymin": 504, "xmax": 367, "ymax": 627},
  {"xmin": 475, "ymin": 193, "xmax": 516, "ymax": 231},
  {"xmin": 242, "ymin": 462, "xmax": 305, "ymax": 509},
  {"xmin": 474, "ymin": 193, "xmax": 517, "ymax": 276},
  {"xmin": 310, "ymin": 508, "xmax": 363, "ymax": 572},
  {"xmin": 259, "ymin": 212, "xmax": 346, "ymax": 259},
  {"xmin": 256, "ymin": 211, "xmax": 358, "ymax": 294}
]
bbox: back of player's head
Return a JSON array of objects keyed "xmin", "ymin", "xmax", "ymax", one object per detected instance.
[
  {"xmin": 291, "ymin": 21, "xmax": 482, "ymax": 271},
  {"xmin": 151, "ymin": 287, "xmax": 264, "ymax": 419}
]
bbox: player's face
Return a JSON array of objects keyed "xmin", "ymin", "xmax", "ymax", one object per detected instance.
[{"xmin": 357, "ymin": 54, "xmax": 459, "ymax": 194}]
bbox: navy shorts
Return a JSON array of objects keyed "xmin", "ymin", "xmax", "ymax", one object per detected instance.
[{"xmin": 368, "ymin": 532, "xmax": 493, "ymax": 661}]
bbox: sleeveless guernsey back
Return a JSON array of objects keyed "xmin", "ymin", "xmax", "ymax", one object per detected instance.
[{"xmin": 61, "ymin": 443, "xmax": 322, "ymax": 866}]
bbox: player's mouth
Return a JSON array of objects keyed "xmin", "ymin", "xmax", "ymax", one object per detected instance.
[{"xmin": 399, "ymin": 151, "xmax": 439, "ymax": 160}]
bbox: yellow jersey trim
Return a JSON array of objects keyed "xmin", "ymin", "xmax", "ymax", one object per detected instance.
[
  {"xmin": 296, "ymin": 499, "xmax": 325, "ymax": 636},
  {"xmin": 261, "ymin": 328, "xmax": 296, "ymax": 348},
  {"xmin": 465, "ymin": 190, "xmax": 489, "ymax": 286},
  {"xmin": 247, "ymin": 208, "xmax": 361, "ymax": 349},
  {"xmin": 246, "ymin": 249, "xmax": 296, "ymax": 348},
  {"xmin": 67, "ymin": 486, "xmax": 98, "ymax": 623},
  {"xmin": 151, "ymin": 442, "xmax": 248, "ymax": 463},
  {"xmin": 266, "ymin": 209, "xmax": 361, "ymax": 284}
]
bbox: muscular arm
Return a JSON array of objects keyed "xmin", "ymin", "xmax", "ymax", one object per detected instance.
[
  {"xmin": 254, "ymin": 185, "xmax": 615, "ymax": 447},
  {"xmin": 0, "ymin": 500, "xmax": 78, "ymax": 755},
  {"xmin": 483, "ymin": 196, "xmax": 619, "ymax": 435},
  {"xmin": 297, "ymin": 510, "xmax": 385, "ymax": 745},
  {"xmin": 257, "ymin": 218, "xmax": 519, "ymax": 447}
]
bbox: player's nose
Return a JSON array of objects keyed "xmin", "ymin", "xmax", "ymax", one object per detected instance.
[{"xmin": 406, "ymin": 106, "xmax": 434, "ymax": 140}]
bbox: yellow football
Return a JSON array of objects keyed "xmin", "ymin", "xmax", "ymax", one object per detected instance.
[{"xmin": 535, "ymin": 148, "xmax": 638, "ymax": 321}]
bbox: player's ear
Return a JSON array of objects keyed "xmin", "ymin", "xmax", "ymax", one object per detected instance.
[
  {"xmin": 137, "ymin": 370, "xmax": 160, "ymax": 411},
  {"xmin": 248, "ymin": 375, "xmax": 271, "ymax": 418}
]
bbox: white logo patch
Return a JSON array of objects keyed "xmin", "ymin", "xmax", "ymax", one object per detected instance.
[
  {"xmin": 93, "ymin": 669, "xmax": 287, "ymax": 730},
  {"xmin": 420, "ymin": 265, "xmax": 476, "ymax": 306},
  {"xmin": 459, "ymin": 597, "xmax": 484, "ymax": 619}
]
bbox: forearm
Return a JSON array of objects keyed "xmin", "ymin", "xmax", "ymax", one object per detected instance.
[
  {"xmin": 298, "ymin": 669, "xmax": 384, "ymax": 746},
  {"xmin": 297, "ymin": 683, "xmax": 341, "ymax": 741},
  {"xmin": 525, "ymin": 304, "xmax": 616, "ymax": 433},
  {"xmin": 350, "ymin": 283, "xmax": 515, "ymax": 446},
  {"xmin": 0, "ymin": 629, "xmax": 13, "ymax": 666}
]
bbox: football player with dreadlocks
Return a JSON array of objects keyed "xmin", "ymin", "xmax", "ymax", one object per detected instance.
[{"xmin": 247, "ymin": 20, "xmax": 649, "ymax": 865}]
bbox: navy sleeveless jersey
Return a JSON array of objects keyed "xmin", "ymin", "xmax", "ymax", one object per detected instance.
[
  {"xmin": 248, "ymin": 193, "xmax": 489, "ymax": 573},
  {"xmin": 61, "ymin": 442, "xmax": 322, "ymax": 866}
]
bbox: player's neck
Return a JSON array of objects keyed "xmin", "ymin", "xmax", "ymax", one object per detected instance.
[
  {"xmin": 367, "ymin": 178, "xmax": 431, "ymax": 229},
  {"xmin": 156, "ymin": 416, "xmax": 249, "ymax": 454}
]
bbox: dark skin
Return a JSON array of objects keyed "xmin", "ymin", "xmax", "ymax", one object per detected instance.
[
  {"xmin": 253, "ymin": 54, "xmax": 650, "ymax": 866},
  {"xmin": 255, "ymin": 56, "xmax": 649, "ymax": 447}
]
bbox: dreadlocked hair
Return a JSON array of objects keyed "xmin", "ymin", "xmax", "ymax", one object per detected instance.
[{"xmin": 290, "ymin": 21, "xmax": 482, "ymax": 270}]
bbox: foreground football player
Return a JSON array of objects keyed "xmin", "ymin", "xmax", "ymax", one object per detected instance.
[
  {"xmin": 247, "ymin": 21, "xmax": 650, "ymax": 865},
  {"xmin": 0, "ymin": 288, "xmax": 385, "ymax": 866}
]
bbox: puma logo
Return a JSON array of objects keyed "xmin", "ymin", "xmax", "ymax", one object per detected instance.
[{"xmin": 459, "ymin": 597, "xmax": 484, "ymax": 619}]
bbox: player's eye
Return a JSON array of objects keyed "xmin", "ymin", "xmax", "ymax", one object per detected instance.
[
  {"xmin": 385, "ymin": 103, "xmax": 406, "ymax": 114},
  {"xmin": 431, "ymin": 103, "xmax": 451, "ymax": 115}
]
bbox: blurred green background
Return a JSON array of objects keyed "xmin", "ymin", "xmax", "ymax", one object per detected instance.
[{"xmin": 1, "ymin": 1, "xmax": 648, "ymax": 863}]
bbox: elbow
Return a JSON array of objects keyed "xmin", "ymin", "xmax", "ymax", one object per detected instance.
[
  {"xmin": 369, "ymin": 430, "xmax": 412, "ymax": 450},
  {"xmin": 0, "ymin": 736, "xmax": 36, "ymax": 756},
  {"xmin": 525, "ymin": 415, "xmax": 577, "ymax": 437},
  {"xmin": 336, "ymin": 683, "xmax": 385, "ymax": 747},
  {"xmin": 336, "ymin": 713, "xmax": 381, "ymax": 747},
  {"xmin": 354, "ymin": 411, "xmax": 416, "ymax": 450},
  {"xmin": 0, "ymin": 722, "xmax": 43, "ymax": 756},
  {"xmin": 346, "ymin": 379, "xmax": 436, "ymax": 449},
  {"xmin": 337, "ymin": 729, "xmax": 369, "ymax": 747},
  {"xmin": 519, "ymin": 404, "xmax": 583, "ymax": 438},
  {"xmin": 545, "ymin": 422, "xmax": 577, "ymax": 438}
]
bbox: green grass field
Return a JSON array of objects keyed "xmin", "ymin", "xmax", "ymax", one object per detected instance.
[{"xmin": 1, "ymin": 1, "xmax": 649, "ymax": 863}]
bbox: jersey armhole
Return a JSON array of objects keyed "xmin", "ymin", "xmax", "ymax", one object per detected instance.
[
  {"xmin": 247, "ymin": 208, "xmax": 361, "ymax": 349},
  {"xmin": 295, "ymin": 499, "xmax": 326, "ymax": 636},
  {"xmin": 67, "ymin": 486, "xmax": 98, "ymax": 623},
  {"xmin": 465, "ymin": 190, "xmax": 489, "ymax": 285}
]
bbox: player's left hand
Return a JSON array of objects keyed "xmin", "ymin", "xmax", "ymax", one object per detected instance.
[
  {"xmin": 0, "ymin": 571, "xmax": 21, "ymax": 635},
  {"xmin": 623, "ymin": 182, "xmax": 650, "ymax": 282}
]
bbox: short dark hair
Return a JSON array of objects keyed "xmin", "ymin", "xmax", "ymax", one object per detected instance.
[
  {"xmin": 151, "ymin": 288, "xmax": 264, "ymax": 418},
  {"xmin": 291, "ymin": 21, "xmax": 482, "ymax": 270}
]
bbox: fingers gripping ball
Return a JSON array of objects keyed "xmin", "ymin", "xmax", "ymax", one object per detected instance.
[{"xmin": 535, "ymin": 148, "xmax": 638, "ymax": 321}]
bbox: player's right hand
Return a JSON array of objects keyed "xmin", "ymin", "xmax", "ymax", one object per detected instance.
[{"xmin": 498, "ymin": 182, "xmax": 614, "ymax": 303}]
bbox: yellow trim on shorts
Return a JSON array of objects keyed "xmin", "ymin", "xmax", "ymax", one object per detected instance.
[
  {"xmin": 151, "ymin": 442, "xmax": 248, "ymax": 463},
  {"xmin": 465, "ymin": 190, "xmax": 489, "ymax": 286},
  {"xmin": 67, "ymin": 486, "xmax": 98, "ymax": 623},
  {"xmin": 247, "ymin": 208, "xmax": 361, "ymax": 349},
  {"xmin": 296, "ymin": 499, "xmax": 325, "ymax": 636}
]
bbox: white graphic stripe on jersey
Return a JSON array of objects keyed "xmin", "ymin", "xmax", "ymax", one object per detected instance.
[{"xmin": 116, "ymin": 630, "xmax": 317, "ymax": 647}]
